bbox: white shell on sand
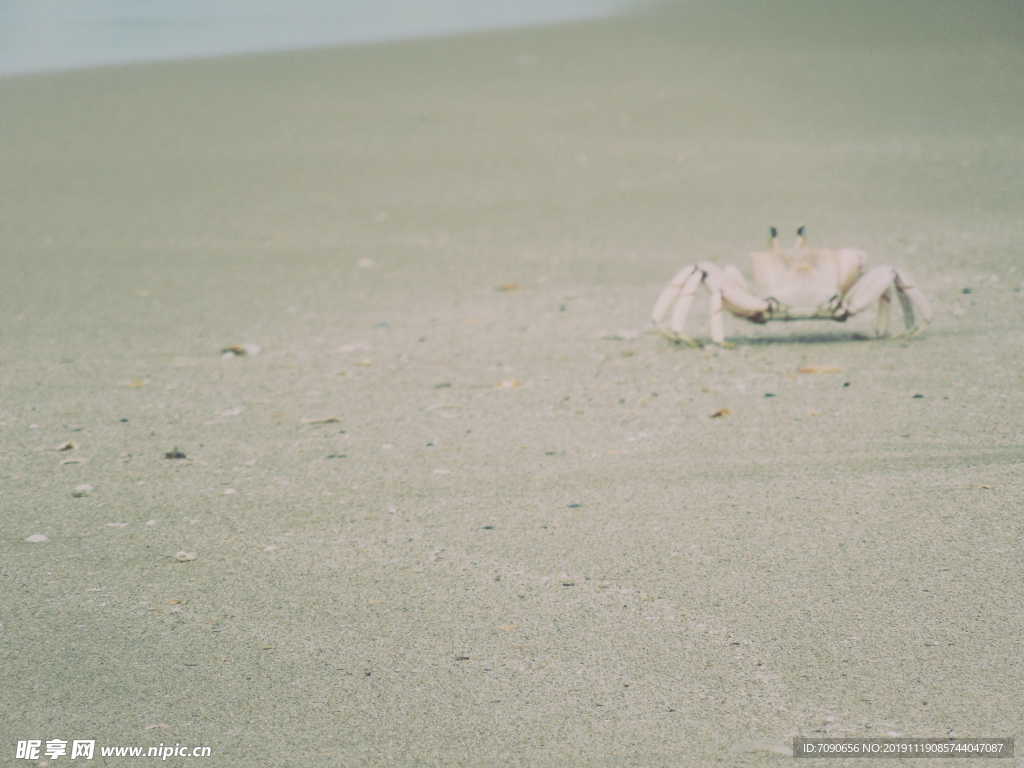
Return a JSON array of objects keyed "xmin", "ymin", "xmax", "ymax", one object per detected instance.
[
  {"xmin": 338, "ymin": 342, "xmax": 371, "ymax": 353},
  {"xmin": 174, "ymin": 551, "xmax": 197, "ymax": 562},
  {"xmin": 25, "ymin": 534, "xmax": 50, "ymax": 543}
]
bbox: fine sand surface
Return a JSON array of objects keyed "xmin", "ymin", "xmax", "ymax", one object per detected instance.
[{"xmin": 2, "ymin": 2, "xmax": 1022, "ymax": 765}]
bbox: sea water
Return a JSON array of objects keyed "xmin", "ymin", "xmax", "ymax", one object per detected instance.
[{"xmin": 0, "ymin": 0, "xmax": 632, "ymax": 77}]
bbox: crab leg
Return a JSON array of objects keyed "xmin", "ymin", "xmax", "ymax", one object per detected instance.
[
  {"xmin": 651, "ymin": 265, "xmax": 705, "ymax": 345},
  {"xmin": 670, "ymin": 270, "xmax": 705, "ymax": 341},
  {"xmin": 653, "ymin": 262, "xmax": 775, "ymax": 345},
  {"xmin": 652, "ymin": 265, "xmax": 700, "ymax": 326},
  {"xmin": 894, "ymin": 268, "xmax": 932, "ymax": 337},
  {"xmin": 708, "ymin": 287, "xmax": 725, "ymax": 343},
  {"xmin": 875, "ymin": 288, "xmax": 893, "ymax": 337},
  {"xmin": 843, "ymin": 265, "xmax": 933, "ymax": 337}
]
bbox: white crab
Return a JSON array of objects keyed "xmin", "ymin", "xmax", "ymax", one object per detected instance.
[{"xmin": 652, "ymin": 227, "xmax": 933, "ymax": 346}]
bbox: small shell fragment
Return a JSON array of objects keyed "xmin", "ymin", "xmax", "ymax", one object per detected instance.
[
  {"xmin": 728, "ymin": 740, "xmax": 793, "ymax": 757},
  {"xmin": 710, "ymin": 407, "xmax": 731, "ymax": 418},
  {"xmin": 25, "ymin": 534, "xmax": 50, "ymax": 543},
  {"xmin": 72, "ymin": 483, "xmax": 94, "ymax": 497},
  {"xmin": 495, "ymin": 379, "xmax": 521, "ymax": 389},
  {"xmin": 57, "ymin": 441, "xmax": 78, "ymax": 451},
  {"xmin": 174, "ymin": 551, "xmax": 197, "ymax": 562},
  {"xmin": 797, "ymin": 366, "xmax": 840, "ymax": 375},
  {"xmin": 427, "ymin": 404, "xmax": 461, "ymax": 418},
  {"xmin": 60, "ymin": 457, "xmax": 87, "ymax": 465},
  {"xmin": 221, "ymin": 343, "xmax": 262, "ymax": 357},
  {"xmin": 495, "ymin": 283, "xmax": 521, "ymax": 292}
]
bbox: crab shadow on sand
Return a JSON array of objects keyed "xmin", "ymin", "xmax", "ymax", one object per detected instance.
[
  {"xmin": 726, "ymin": 330, "xmax": 887, "ymax": 347},
  {"xmin": 714, "ymin": 322, "xmax": 963, "ymax": 347}
]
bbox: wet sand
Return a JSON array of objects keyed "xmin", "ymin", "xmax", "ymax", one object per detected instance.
[{"xmin": 1, "ymin": 1, "xmax": 1022, "ymax": 765}]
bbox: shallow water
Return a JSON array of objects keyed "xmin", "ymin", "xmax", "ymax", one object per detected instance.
[{"xmin": 0, "ymin": 0, "xmax": 631, "ymax": 76}]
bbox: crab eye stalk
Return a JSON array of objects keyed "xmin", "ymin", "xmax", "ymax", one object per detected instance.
[
  {"xmin": 796, "ymin": 225, "xmax": 806, "ymax": 248},
  {"xmin": 769, "ymin": 226, "xmax": 779, "ymax": 250}
]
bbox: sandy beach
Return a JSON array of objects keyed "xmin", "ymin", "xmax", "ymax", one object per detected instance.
[{"xmin": 2, "ymin": 1, "xmax": 1022, "ymax": 765}]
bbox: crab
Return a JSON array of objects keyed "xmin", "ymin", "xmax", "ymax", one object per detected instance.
[{"xmin": 651, "ymin": 227, "xmax": 932, "ymax": 346}]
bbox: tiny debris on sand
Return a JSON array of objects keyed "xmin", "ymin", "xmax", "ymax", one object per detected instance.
[
  {"xmin": 174, "ymin": 551, "xmax": 197, "ymax": 562},
  {"xmin": 301, "ymin": 416, "xmax": 343, "ymax": 424},
  {"xmin": 710, "ymin": 407, "xmax": 732, "ymax": 418},
  {"xmin": 221, "ymin": 343, "xmax": 262, "ymax": 357},
  {"xmin": 57, "ymin": 440, "xmax": 78, "ymax": 451},
  {"xmin": 165, "ymin": 449, "xmax": 187, "ymax": 459},
  {"xmin": 798, "ymin": 366, "xmax": 840, "ymax": 375},
  {"xmin": 72, "ymin": 483, "xmax": 94, "ymax": 497}
]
